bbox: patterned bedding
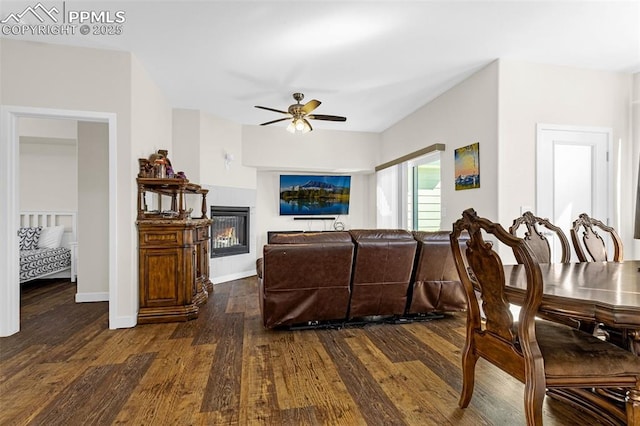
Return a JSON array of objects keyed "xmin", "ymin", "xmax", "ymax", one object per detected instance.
[{"xmin": 20, "ymin": 247, "xmax": 71, "ymax": 283}]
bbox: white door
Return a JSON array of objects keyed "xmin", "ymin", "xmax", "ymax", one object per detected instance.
[{"xmin": 536, "ymin": 124, "xmax": 612, "ymax": 262}]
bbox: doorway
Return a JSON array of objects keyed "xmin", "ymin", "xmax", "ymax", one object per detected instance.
[
  {"xmin": 536, "ymin": 124, "xmax": 612, "ymax": 262},
  {"xmin": 0, "ymin": 106, "xmax": 118, "ymax": 337}
]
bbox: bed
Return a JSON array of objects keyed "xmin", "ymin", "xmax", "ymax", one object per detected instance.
[{"xmin": 19, "ymin": 211, "xmax": 77, "ymax": 284}]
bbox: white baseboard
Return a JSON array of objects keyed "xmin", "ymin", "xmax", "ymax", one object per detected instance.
[
  {"xmin": 109, "ymin": 315, "xmax": 137, "ymax": 329},
  {"xmin": 46, "ymin": 269, "xmax": 71, "ymax": 280},
  {"xmin": 213, "ymin": 270, "xmax": 256, "ymax": 284},
  {"xmin": 75, "ymin": 292, "xmax": 109, "ymax": 303}
]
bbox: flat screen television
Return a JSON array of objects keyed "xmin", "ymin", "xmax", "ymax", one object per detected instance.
[{"xmin": 279, "ymin": 175, "xmax": 351, "ymax": 216}]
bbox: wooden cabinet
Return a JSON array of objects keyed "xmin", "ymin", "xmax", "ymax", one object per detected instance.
[{"xmin": 136, "ymin": 178, "xmax": 212, "ymax": 324}]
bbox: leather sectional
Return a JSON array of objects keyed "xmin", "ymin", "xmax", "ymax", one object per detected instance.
[{"xmin": 257, "ymin": 229, "xmax": 468, "ymax": 329}]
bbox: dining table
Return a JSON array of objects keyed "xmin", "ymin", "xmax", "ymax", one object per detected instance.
[
  {"xmin": 504, "ymin": 260, "xmax": 640, "ymax": 339},
  {"xmin": 503, "ymin": 259, "xmax": 640, "ymax": 425}
]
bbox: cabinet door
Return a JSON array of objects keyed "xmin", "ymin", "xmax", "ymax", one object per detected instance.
[
  {"xmin": 200, "ymin": 241, "xmax": 209, "ymax": 278},
  {"xmin": 139, "ymin": 247, "xmax": 191, "ymax": 307},
  {"xmin": 195, "ymin": 225, "xmax": 209, "ymax": 280}
]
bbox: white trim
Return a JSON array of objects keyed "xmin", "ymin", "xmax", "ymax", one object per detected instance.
[
  {"xmin": 109, "ymin": 315, "xmax": 137, "ymax": 329},
  {"xmin": 213, "ymin": 270, "xmax": 256, "ymax": 284},
  {"xmin": 106, "ymin": 111, "xmax": 121, "ymax": 330},
  {"xmin": 75, "ymin": 292, "xmax": 109, "ymax": 303},
  {"xmin": 0, "ymin": 105, "xmax": 119, "ymax": 336},
  {"xmin": 0, "ymin": 108, "xmax": 20, "ymax": 336}
]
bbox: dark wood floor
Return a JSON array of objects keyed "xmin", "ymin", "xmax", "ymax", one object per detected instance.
[{"xmin": 1, "ymin": 277, "xmax": 596, "ymax": 425}]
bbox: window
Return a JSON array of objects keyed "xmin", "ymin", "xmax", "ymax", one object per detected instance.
[
  {"xmin": 407, "ymin": 154, "xmax": 441, "ymax": 231},
  {"xmin": 376, "ymin": 150, "xmax": 441, "ymax": 230}
]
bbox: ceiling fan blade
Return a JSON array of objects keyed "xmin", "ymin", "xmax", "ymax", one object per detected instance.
[
  {"xmin": 255, "ymin": 105, "xmax": 289, "ymax": 114},
  {"xmin": 304, "ymin": 118, "xmax": 313, "ymax": 132},
  {"xmin": 307, "ymin": 114, "xmax": 347, "ymax": 122},
  {"xmin": 301, "ymin": 99, "xmax": 321, "ymax": 114},
  {"xmin": 260, "ymin": 117, "xmax": 290, "ymax": 126}
]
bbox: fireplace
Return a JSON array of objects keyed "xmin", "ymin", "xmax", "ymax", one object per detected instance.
[{"xmin": 210, "ymin": 206, "xmax": 250, "ymax": 258}]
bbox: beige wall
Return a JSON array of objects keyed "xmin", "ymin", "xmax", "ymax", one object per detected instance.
[
  {"xmin": 242, "ymin": 125, "xmax": 379, "ymax": 172},
  {"xmin": 172, "ymin": 109, "xmax": 201, "ymax": 181},
  {"xmin": 173, "ymin": 108, "xmax": 257, "ymax": 190},
  {"xmin": 19, "ymin": 117, "xmax": 78, "ymax": 139},
  {"xmin": 18, "ymin": 117, "xmax": 79, "ymax": 230},
  {"xmin": 77, "ymin": 122, "xmax": 109, "ymax": 298},
  {"xmin": 498, "ymin": 60, "xmax": 637, "ymax": 258},
  {"xmin": 19, "ymin": 137, "xmax": 78, "ymax": 211},
  {"xmin": 131, "ymin": 55, "xmax": 173, "ymax": 159},
  {"xmin": 201, "ymin": 113, "xmax": 255, "ymax": 189},
  {"xmin": 381, "ymin": 61, "xmax": 500, "ymax": 228}
]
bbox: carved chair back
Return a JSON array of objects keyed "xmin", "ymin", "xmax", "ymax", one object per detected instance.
[
  {"xmin": 570, "ymin": 213, "xmax": 623, "ymax": 262},
  {"xmin": 509, "ymin": 211, "xmax": 570, "ymax": 264},
  {"xmin": 451, "ymin": 209, "xmax": 544, "ymax": 386}
]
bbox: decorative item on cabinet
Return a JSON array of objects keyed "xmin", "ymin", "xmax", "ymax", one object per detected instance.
[
  {"xmin": 138, "ymin": 149, "xmax": 175, "ymax": 179},
  {"xmin": 136, "ymin": 151, "xmax": 212, "ymax": 324}
]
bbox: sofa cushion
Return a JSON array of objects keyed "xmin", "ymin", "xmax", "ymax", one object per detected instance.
[
  {"xmin": 269, "ymin": 231, "xmax": 352, "ymax": 244},
  {"xmin": 348, "ymin": 229, "xmax": 417, "ymax": 318}
]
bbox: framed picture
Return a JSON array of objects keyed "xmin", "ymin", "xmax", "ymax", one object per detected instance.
[
  {"xmin": 455, "ymin": 142, "xmax": 480, "ymax": 190},
  {"xmin": 279, "ymin": 175, "xmax": 351, "ymax": 215}
]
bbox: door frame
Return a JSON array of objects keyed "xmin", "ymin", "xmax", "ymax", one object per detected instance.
[
  {"xmin": 536, "ymin": 123, "xmax": 613, "ymax": 237},
  {"xmin": 0, "ymin": 105, "xmax": 118, "ymax": 336}
]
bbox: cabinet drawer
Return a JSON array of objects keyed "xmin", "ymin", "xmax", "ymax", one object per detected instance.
[
  {"xmin": 140, "ymin": 230, "xmax": 185, "ymax": 247},
  {"xmin": 196, "ymin": 226, "xmax": 209, "ymax": 241}
]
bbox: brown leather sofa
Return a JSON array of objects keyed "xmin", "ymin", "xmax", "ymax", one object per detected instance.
[
  {"xmin": 408, "ymin": 231, "xmax": 467, "ymax": 314},
  {"xmin": 348, "ymin": 229, "xmax": 417, "ymax": 319},
  {"xmin": 257, "ymin": 229, "xmax": 467, "ymax": 329},
  {"xmin": 257, "ymin": 232, "xmax": 354, "ymax": 329}
]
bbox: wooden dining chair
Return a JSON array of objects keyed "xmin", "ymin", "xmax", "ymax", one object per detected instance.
[
  {"xmin": 450, "ymin": 208, "xmax": 640, "ymax": 426},
  {"xmin": 509, "ymin": 211, "xmax": 587, "ymax": 330},
  {"xmin": 570, "ymin": 213, "xmax": 623, "ymax": 262},
  {"xmin": 509, "ymin": 211, "xmax": 570, "ymax": 264}
]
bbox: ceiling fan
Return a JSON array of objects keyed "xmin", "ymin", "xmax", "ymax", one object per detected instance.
[{"xmin": 255, "ymin": 93, "xmax": 346, "ymax": 133}]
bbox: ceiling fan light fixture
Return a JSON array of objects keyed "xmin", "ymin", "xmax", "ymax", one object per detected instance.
[
  {"xmin": 301, "ymin": 118, "xmax": 312, "ymax": 133},
  {"xmin": 256, "ymin": 93, "xmax": 345, "ymax": 134},
  {"xmin": 286, "ymin": 116, "xmax": 312, "ymax": 134}
]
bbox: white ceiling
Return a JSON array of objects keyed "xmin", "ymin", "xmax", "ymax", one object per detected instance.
[{"xmin": 1, "ymin": 1, "xmax": 639, "ymax": 132}]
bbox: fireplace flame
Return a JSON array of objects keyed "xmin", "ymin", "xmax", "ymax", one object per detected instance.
[{"xmin": 217, "ymin": 227, "xmax": 235, "ymax": 239}]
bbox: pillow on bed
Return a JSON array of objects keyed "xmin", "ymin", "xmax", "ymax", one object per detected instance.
[
  {"xmin": 18, "ymin": 226, "xmax": 42, "ymax": 250},
  {"xmin": 38, "ymin": 226, "xmax": 65, "ymax": 249}
]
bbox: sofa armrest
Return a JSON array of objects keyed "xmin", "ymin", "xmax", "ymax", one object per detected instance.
[
  {"xmin": 408, "ymin": 231, "xmax": 468, "ymax": 313},
  {"xmin": 256, "ymin": 257, "xmax": 263, "ymax": 279}
]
